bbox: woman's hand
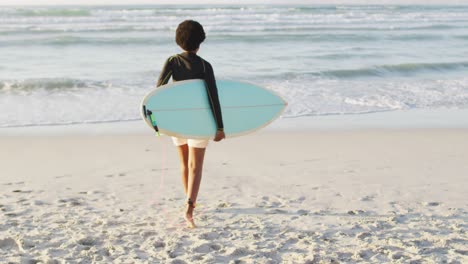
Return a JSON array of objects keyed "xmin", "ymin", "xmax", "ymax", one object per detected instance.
[{"xmin": 214, "ymin": 130, "xmax": 225, "ymax": 142}]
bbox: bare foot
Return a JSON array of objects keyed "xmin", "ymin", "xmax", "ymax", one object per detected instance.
[{"xmin": 184, "ymin": 204, "xmax": 196, "ymax": 228}]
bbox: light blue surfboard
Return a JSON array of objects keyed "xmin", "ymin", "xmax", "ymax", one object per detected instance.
[{"xmin": 141, "ymin": 79, "xmax": 287, "ymax": 139}]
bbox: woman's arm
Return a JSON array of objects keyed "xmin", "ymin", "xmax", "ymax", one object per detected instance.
[
  {"xmin": 203, "ymin": 61, "xmax": 224, "ymax": 133},
  {"xmin": 157, "ymin": 56, "xmax": 174, "ymax": 87}
]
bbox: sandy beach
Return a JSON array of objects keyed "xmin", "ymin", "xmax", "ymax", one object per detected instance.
[{"xmin": 1, "ymin": 125, "xmax": 467, "ymax": 263}]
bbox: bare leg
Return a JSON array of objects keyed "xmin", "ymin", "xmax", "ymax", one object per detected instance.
[
  {"xmin": 185, "ymin": 146, "xmax": 206, "ymax": 228},
  {"xmin": 175, "ymin": 144, "xmax": 189, "ymax": 195}
]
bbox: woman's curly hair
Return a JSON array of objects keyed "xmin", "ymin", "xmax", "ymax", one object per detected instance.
[{"xmin": 176, "ymin": 20, "xmax": 206, "ymax": 51}]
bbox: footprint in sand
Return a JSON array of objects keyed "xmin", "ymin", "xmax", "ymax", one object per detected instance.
[
  {"xmin": 192, "ymin": 242, "xmax": 222, "ymax": 253},
  {"xmin": 170, "ymin": 259, "xmax": 187, "ymax": 264},
  {"xmin": 360, "ymin": 195, "xmax": 376, "ymax": 202},
  {"xmin": 153, "ymin": 241, "xmax": 166, "ymax": 249},
  {"xmin": 199, "ymin": 231, "xmax": 220, "ymax": 240},
  {"xmin": 57, "ymin": 197, "xmax": 84, "ymax": 207},
  {"xmin": 250, "ymin": 233, "xmax": 262, "ymax": 240},
  {"xmin": 347, "ymin": 210, "xmax": 366, "ymax": 215},
  {"xmin": 76, "ymin": 236, "xmax": 100, "ymax": 247},
  {"xmin": 227, "ymin": 247, "xmax": 254, "ymax": 258},
  {"xmin": 389, "ymin": 251, "xmax": 407, "ymax": 260},
  {"xmin": 139, "ymin": 231, "xmax": 157, "ymax": 239},
  {"xmin": 17, "ymin": 198, "xmax": 27, "ymax": 203},
  {"xmin": 5, "ymin": 213, "xmax": 17, "ymax": 217},
  {"xmin": 455, "ymin": 249, "xmax": 468, "ymax": 256},
  {"xmin": 266, "ymin": 208, "xmax": 288, "ymax": 214},
  {"xmin": 217, "ymin": 202, "xmax": 231, "ymax": 208},
  {"xmin": 0, "ymin": 237, "xmax": 18, "ymax": 251},
  {"xmin": 11, "ymin": 189, "xmax": 33, "ymax": 194},
  {"xmin": 289, "ymin": 196, "xmax": 306, "ymax": 204},
  {"xmin": 297, "ymin": 209, "xmax": 309, "ymax": 216},
  {"xmin": 356, "ymin": 232, "xmax": 373, "ymax": 240},
  {"xmin": 354, "ymin": 249, "xmax": 375, "ymax": 260}
]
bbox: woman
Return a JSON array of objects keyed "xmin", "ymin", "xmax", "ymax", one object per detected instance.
[{"xmin": 157, "ymin": 20, "xmax": 225, "ymax": 228}]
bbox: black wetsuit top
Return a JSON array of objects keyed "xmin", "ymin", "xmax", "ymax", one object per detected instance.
[{"xmin": 156, "ymin": 51, "xmax": 224, "ymax": 130}]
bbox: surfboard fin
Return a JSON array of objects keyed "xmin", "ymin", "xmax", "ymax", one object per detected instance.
[{"xmin": 143, "ymin": 106, "xmax": 160, "ymax": 136}]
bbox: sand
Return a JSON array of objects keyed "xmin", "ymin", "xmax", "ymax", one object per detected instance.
[{"xmin": 1, "ymin": 128, "xmax": 467, "ymax": 263}]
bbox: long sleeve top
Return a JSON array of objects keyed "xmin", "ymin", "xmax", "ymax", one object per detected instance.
[{"xmin": 156, "ymin": 51, "xmax": 224, "ymax": 130}]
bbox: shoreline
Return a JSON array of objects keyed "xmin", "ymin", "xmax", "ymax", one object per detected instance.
[{"xmin": 1, "ymin": 108, "xmax": 468, "ymax": 136}]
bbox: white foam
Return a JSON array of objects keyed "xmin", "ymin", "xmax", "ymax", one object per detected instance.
[{"xmin": 265, "ymin": 77, "xmax": 468, "ymax": 118}]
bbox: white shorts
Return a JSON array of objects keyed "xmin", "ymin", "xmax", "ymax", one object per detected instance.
[{"xmin": 171, "ymin": 137, "xmax": 209, "ymax": 148}]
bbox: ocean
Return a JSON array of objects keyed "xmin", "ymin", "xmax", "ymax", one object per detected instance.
[{"xmin": 1, "ymin": 5, "xmax": 467, "ymax": 127}]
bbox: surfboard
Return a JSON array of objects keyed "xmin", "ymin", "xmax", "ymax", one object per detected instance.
[{"xmin": 141, "ymin": 79, "xmax": 287, "ymax": 139}]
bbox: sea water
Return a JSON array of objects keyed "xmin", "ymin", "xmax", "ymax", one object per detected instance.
[{"xmin": 1, "ymin": 5, "xmax": 467, "ymax": 127}]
